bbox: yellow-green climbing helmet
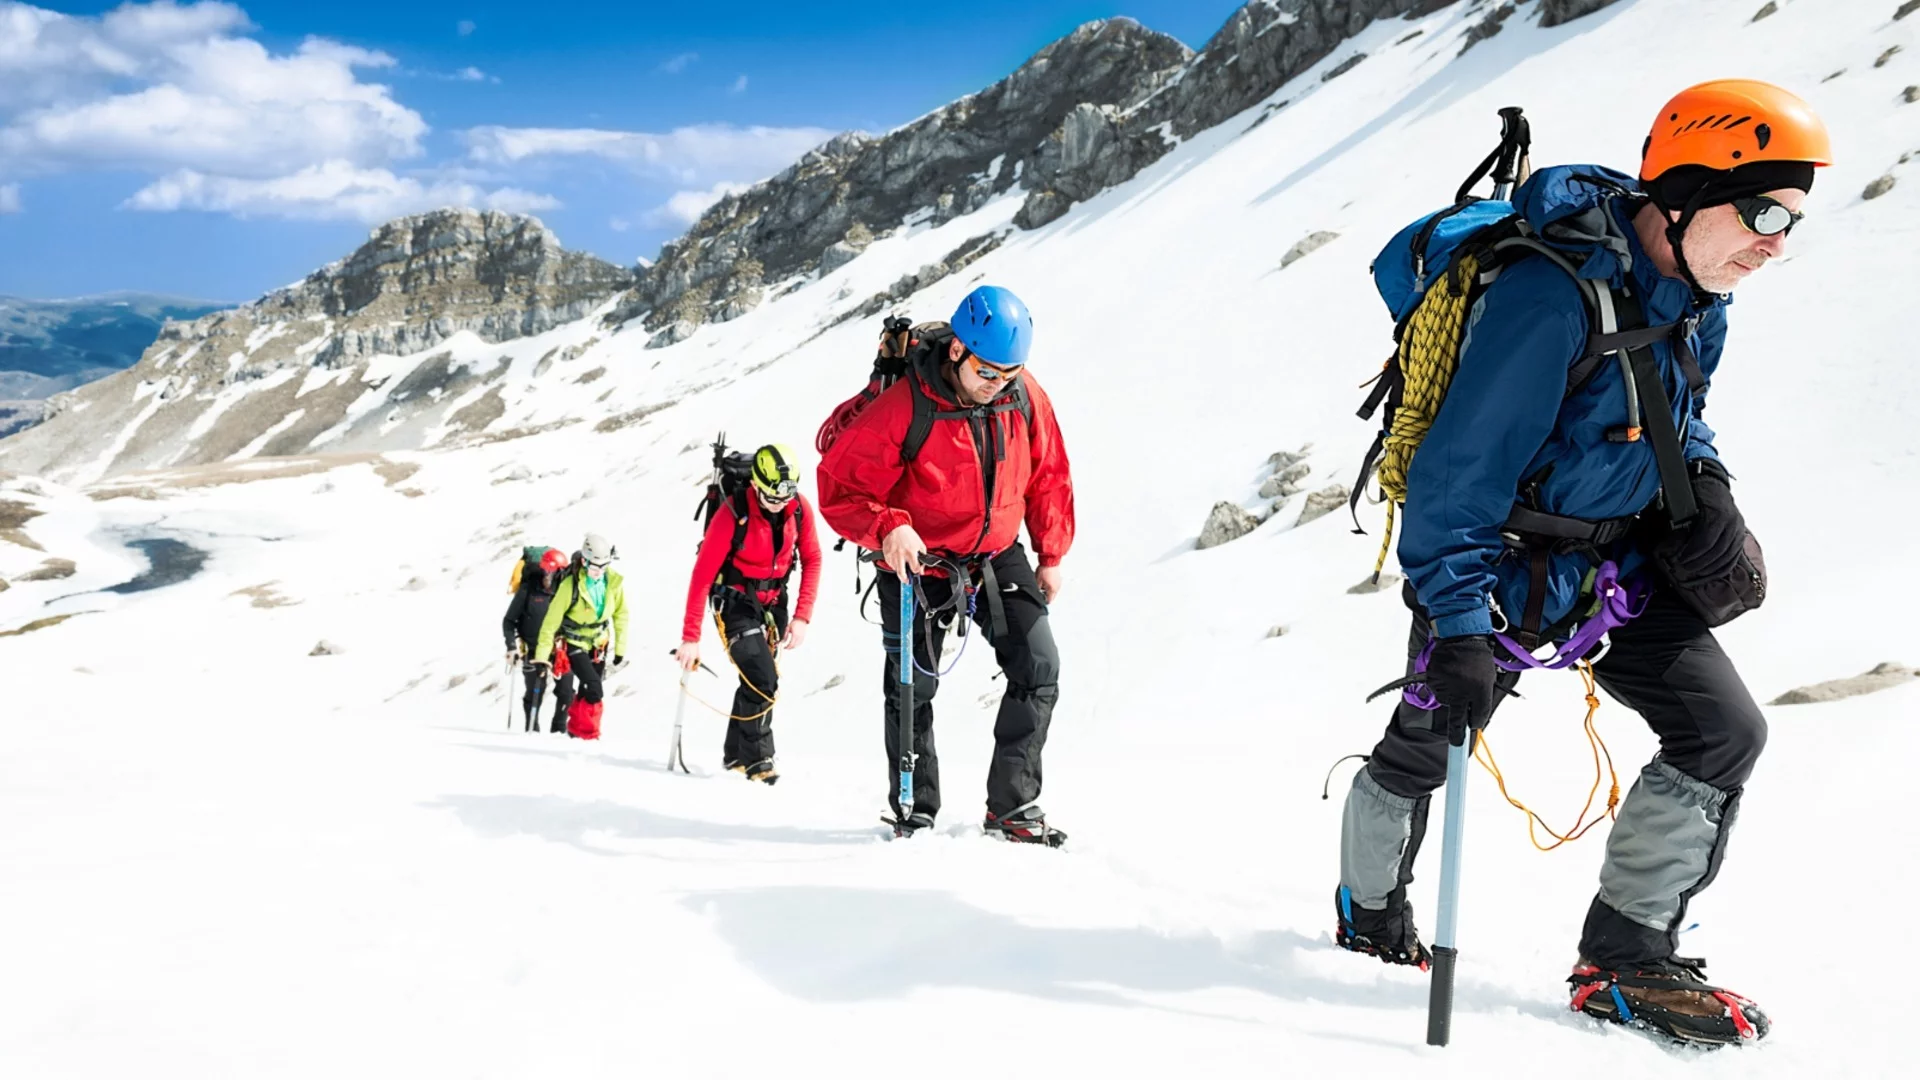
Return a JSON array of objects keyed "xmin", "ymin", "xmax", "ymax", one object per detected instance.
[{"xmin": 751, "ymin": 444, "xmax": 800, "ymax": 500}]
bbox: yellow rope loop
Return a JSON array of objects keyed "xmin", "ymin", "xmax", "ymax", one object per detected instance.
[
  {"xmin": 1472, "ymin": 658, "xmax": 1620, "ymax": 852},
  {"xmin": 1579, "ymin": 659, "xmax": 1622, "ymax": 817},
  {"xmin": 678, "ymin": 683, "xmax": 777, "ymax": 723},
  {"xmin": 705, "ymin": 606, "xmax": 780, "ymax": 720}
]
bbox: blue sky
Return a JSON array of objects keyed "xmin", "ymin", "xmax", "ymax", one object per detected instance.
[{"xmin": 0, "ymin": 0, "xmax": 1246, "ymax": 302}]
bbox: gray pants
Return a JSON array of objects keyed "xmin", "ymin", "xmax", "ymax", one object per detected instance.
[{"xmin": 1340, "ymin": 588, "xmax": 1766, "ymax": 968}]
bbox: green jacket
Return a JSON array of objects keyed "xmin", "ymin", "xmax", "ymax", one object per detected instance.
[{"xmin": 534, "ymin": 567, "xmax": 628, "ymax": 662}]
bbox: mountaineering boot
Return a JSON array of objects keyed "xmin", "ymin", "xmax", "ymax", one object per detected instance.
[
  {"xmin": 724, "ymin": 759, "xmax": 747, "ymax": 775},
  {"xmin": 983, "ymin": 805, "xmax": 1066, "ymax": 848},
  {"xmin": 1569, "ymin": 956, "xmax": 1768, "ymax": 1046},
  {"xmin": 745, "ymin": 758, "xmax": 779, "ymax": 785},
  {"xmin": 885, "ymin": 812, "xmax": 935, "ymax": 838},
  {"xmin": 1334, "ymin": 886, "xmax": 1431, "ymax": 970}
]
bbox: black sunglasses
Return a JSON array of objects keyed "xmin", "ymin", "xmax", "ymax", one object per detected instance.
[{"xmin": 1731, "ymin": 196, "xmax": 1803, "ymax": 238}]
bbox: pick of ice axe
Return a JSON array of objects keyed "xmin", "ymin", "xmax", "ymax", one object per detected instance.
[{"xmin": 667, "ymin": 646, "xmax": 721, "ymax": 678}]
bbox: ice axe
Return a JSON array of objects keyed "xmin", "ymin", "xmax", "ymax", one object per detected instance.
[
  {"xmin": 666, "ymin": 646, "xmax": 721, "ymax": 679},
  {"xmin": 667, "ymin": 670, "xmax": 691, "ymax": 774},
  {"xmin": 895, "ymin": 575, "xmax": 917, "ymax": 823},
  {"xmin": 1426, "ymin": 721, "xmax": 1474, "ymax": 1047},
  {"xmin": 664, "ymin": 646, "xmax": 713, "ymax": 776}
]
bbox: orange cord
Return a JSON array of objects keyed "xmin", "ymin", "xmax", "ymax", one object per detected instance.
[{"xmin": 1472, "ymin": 659, "xmax": 1621, "ymax": 851}]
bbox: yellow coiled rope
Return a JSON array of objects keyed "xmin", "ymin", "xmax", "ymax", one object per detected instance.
[{"xmin": 1370, "ymin": 251, "xmax": 1482, "ymax": 577}]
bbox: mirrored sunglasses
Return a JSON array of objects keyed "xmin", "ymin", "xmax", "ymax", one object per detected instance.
[
  {"xmin": 966, "ymin": 352, "xmax": 1023, "ymax": 383},
  {"xmin": 1732, "ymin": 196, "xmax": 1803, "ymax": 237}
]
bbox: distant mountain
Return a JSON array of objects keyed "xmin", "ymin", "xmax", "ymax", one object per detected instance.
[
  {"xmin": 0, "ymin": 293, "xmax": 230, "ymax": 400},
  {"xmin": 0, "ymin": 209, "xmax": 632, "ymax": 477}
]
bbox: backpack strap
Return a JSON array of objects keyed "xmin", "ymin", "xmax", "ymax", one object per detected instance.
[
  {"xmin": 728, "ymin": 487, "xmax": 751, "ymax": 560},
  {"xmin": 1610, "ymin": 288, "xmax": 1699, "ymax": 526},
  {"xmin": 900, "ymin": 365, "xmax": 1032, "ymax": 463}
]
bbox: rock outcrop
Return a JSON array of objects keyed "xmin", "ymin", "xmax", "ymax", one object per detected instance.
[{"xmin": 0, "ymin": 210, "xmax": 628, "ymax": 480}]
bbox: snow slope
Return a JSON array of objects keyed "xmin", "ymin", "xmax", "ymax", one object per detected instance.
[{"xmin": 3, "ymin": 1, "xmax": 1918, "ymax": 1076}]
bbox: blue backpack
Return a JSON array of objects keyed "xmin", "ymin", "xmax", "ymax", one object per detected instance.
[{"xmin": 1347, "ymin": 108, "xmax": 1701, "ymax": 589}]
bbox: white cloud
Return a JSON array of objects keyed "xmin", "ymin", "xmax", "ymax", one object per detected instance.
[
  {"xmin": 657, "ymin": 51, "xmax": 697, "ymax": 75},
  {"xmin": 0, "ymin": 182, "xmax": 19, "ymax": 212},
  {"xmin": 455, "ymin": 66, "xmax": 486, "ymax": 82},
  {"xmin": 643, "ymin": 180, "xmax": 750, "ymax": 228},
  {"xmin": 463, "ymin": 123, "xmax": 833, "ymax": 188},
  {"xmin": 608, "ymin": 216, "xmax": 630, "ymax": 232},
  {"xmin": 124, "ymin": 160, "xmax": 559, "ymax": 223},
  {"xmin": 1, "ymin": 4, "xmax": 426, "ymax": 180},
  {"xmin": 456, "ymin": 19, "xmax": 475, "ymax": 36},
  {"xmin": 729, "ymin": 74, "xmax": 748, "ymax": 95},
  {"xmin": 1, "ymin": 1, "xmax": 252, "ymax": 110}
]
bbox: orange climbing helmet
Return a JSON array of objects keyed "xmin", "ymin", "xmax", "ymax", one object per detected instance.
[{"xmin": 1640, "ymin": 79, "xmax": 1832, "ymax": 182}]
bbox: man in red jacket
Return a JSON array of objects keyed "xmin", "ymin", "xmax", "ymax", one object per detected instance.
[
  {"xmin": 817, "ymin": 285, "xmax": 1074, "ymax": 844},
  {"xmin": 678, "ymin": 443, "xmax": 822, "ymax": 784}
]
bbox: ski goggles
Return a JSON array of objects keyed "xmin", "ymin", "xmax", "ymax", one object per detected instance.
[{"xmin": 1731, "ymin": 195, "xmax": 1803, "ymax": 237}]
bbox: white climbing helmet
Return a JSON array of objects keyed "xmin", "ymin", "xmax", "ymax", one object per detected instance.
[{"xmin": 582, "ymin": 533, "xmax": 616, "ymax": 567}]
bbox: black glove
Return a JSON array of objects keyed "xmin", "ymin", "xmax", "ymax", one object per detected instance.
[
  {"xmin": 1653, "ymin": 459, "xmax": 1767, "ymax": 627},
  {"xmin": 1665, "ymin": 460, "xmax": 1747, "ymax": 581},
  {"xmin": 1424, "ymin": 635, "xmax": 1499, "ymax": 740}
]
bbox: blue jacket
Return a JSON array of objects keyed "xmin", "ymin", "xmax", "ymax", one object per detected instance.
[{"xmin": 1399, "ymin": 165, "xmax": 1729, "ymax": 640}]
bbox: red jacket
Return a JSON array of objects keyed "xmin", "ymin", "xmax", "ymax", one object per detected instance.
[
  {"xmin": 681, "ymin": 492, "xmax": 822, "ymax": 643},
  {"xmin": 817, "ymin": 364, "xmax": 1074, "ymax": 569}
]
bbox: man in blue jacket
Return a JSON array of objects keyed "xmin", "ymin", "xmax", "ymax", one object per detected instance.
[{"xmin": 1333, "ymin": 81, "xmax": 1830, "ymax": 1045}]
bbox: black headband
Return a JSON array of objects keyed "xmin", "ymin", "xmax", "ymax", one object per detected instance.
[{"xmin": 1647, "ymin": 160, "xmax": 1817, "ymax": 211}]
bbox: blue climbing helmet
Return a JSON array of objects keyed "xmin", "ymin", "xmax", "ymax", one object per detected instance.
[{"xmin": 949, "ymin": 285, "xmax": 1033, "ymax": 368}]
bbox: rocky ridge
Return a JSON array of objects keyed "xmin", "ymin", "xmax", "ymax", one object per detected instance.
[{"xmin": 614, "ymin": 1, "xmax": 1625, "ymax": 337}]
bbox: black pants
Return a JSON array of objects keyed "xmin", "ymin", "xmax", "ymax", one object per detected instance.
[
  {"xmin": 565, "ymin": 645, "xmax": 606, "ymax": 705},
  {"xmin": 875, "ymin": 543, "xmax": 1060, "ymax": 821},
  {"xmin": 519, "ymin": 656, "xmax": 575, "ymax": 732},
  {"xmin": 1365, "ymin": 584, "xmax": 1767, "ymax": 964},
  {"xmin": 715, "ymin": 589, "xmax": 787, "ymax": 767}
]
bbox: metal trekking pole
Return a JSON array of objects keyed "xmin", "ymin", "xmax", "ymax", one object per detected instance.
[
  {"xmin": 896, "ymin": 575, "xmax": 917, "ymax": 823},
  {"xmin": 668, "ymin": 669, "xmax": 691, "ymax": 773},
  {"xmin": 504, "ymin": 652, "xmax": 518, "ymax": 730},
  {"xmin": 1426, "ymin": 724, "xmax": 1474, "ymax": 1047}
]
